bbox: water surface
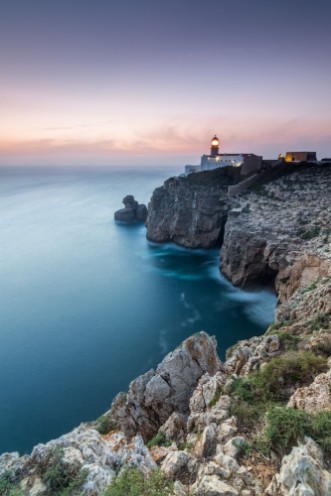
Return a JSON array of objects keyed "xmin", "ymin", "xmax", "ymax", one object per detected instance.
[{"xmin": 0, "ymin": 166, "xmax": 276, "ymax": 454}]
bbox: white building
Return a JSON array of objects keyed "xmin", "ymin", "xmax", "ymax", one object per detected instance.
[{"xmin": 185, "ymin": 135, "xmax": 262, "ymax": 175}]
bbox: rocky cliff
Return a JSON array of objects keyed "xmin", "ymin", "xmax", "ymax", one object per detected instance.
[
  {"xmin": 146, "ymin": 166, "xmax": 241, "ymax": 248},
  {"xmin": 1, "ymin": 163, "xmax": 331, "ymax": 496},
  {"xmin": 221, "ymin": 164, "xmax": 331, "ymax": 299}
]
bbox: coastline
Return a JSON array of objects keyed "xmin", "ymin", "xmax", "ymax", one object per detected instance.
[{"xmin": 1, "ymin": 163, "xmax": 330, "ymax": 495}]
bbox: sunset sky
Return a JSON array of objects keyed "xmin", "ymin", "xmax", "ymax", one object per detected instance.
[{"xmin": 1, "ymin": 0, "xmax": 331, "ymax": 166}]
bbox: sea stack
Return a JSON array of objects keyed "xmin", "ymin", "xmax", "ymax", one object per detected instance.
[{"xmin": 114, "ymin": 195, "xmax": 148, "ymax": 223}]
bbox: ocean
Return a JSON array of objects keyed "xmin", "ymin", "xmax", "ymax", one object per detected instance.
[{"xmin": 0, "ymin": 166, "xmax": 276, "ymax": 454}]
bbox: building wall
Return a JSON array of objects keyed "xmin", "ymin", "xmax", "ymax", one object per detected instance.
[
  {"xmin": 241, "ymin": 155, "xmax": 263, "ymax": 175},
  {"xmin": 201, "ymin": 154, "xmax": 244, "ymax": 170},
  {"xmin": 285, "ymin": 152, "xmax": 317, "ymax": 163},
  {"xmin": 228, "ymin": 173, "xmax": 260, "ymax": 197}
]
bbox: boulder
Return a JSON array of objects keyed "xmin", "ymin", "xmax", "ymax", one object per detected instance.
[
  {"xmin": 266, "ymin": 437, "xmax": 331, "ymax": 496},
  {"xmin": 110, "ymin": 332, "xmax": 220, "ymax": 441},
  {"xmin": 114, "ymin": 195, "xmax": 147, "ymax": 223},
  {"xmin": 161, "ymin": 451, "xmax": 191, "ymax": 479},
  {"xmin": 288, "ymin": 370, "xmax": 331, "ymax": 413},
  {"xmin": 193, "ymin": 423, "xmax": 217, "ymax": 459},
  {"xmin": 192, "ymin": 475, "xmax": 239, "ymax": 496},
  {"xmin": 159, "ymin": 412, "xmax": 187, "ymax": 445}
]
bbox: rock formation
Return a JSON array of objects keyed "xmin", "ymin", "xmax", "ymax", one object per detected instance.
[
  {"xmin": 114, "ymin": 195, "xmax": 147, "ymax": 223},
  {"xmin": 109, "ymin": 332, "xmax": 220, "ymax": 441},
  {"xmin": 1, "ymin": 163, "xmax": 331, "ymax": 495},
  {"xmin": 221, "ymin": 164, "xmax": 331, "ymax": 295},
  {"xmin": 146, "ymin": 167, "xmax": 241, "ymax": 248}
]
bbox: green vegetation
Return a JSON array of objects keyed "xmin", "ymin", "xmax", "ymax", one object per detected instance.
[
  {"xmin": 178, "ymin": 441, "xmax": 193, "ymax": 452},
  {"xmin": 231, "ymin": 351, "xmax": 326, "ymax": 403},
  {"xmin": 103, "ymin": 468, "xmax": 174, "ymax": 496},
  {"xmin": 250, "ymin": 351, "xmax": 327, "ymax": 403},
  {"xmin": 0, "ymin": 472, "xmax": 25, "ymax": 496},
  {"xmin": 210, "ymin": 385, "xmax": 223, "ymax": 407},
  {"xmin": 147, "ymin": 431, "xmax": 172, "ymax": 449},
  {"xmin": 229, "ymin": 351, "xmax": 327, "ymax": 430},
  {"xmin": 263, "ymin": 407, "xmax": 331, "ymax": 456},
  {"xmin": 296, "ymin": 225, "xmax": 321, "ymax": 240},
  {"xmin": 309, "ymin": 313, "xmax": 330, "ymax": 332},
  {"xmin": 41, "ymin": 448, "xmax": 87, "ymax": 496},
  {"xmin": 95, "ymin": 413, "xmax": 117, "ymax": 435},
  {"xmin": 277, "ymin": 331, "xmax": 300, "ymax": 351},
  {"xmin": 311, "ymin": 340, "xmax": 331, "ymax": 358}
]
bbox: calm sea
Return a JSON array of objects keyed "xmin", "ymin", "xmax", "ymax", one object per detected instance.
[{"xmin": 0, "ymin": 166, "xmax": 276, "ymax": 454}]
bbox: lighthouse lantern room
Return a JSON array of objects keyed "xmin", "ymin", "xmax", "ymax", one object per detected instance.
[{"xmin": 210, "ymin": 135, "xmax": 220, "ymax": 157}]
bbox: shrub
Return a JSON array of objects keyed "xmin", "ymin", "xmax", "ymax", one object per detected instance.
[
  {"xmin": 42, "ymin": 448, "xmax": 86, "ymax": 495},
  {"xmin": 210, "ymin": 385, "xmax": 223, "ymax": 407},
  {"xmin": 229, "ymin": 378, "xmax": 267, "ymax": 429},
  {"xmin": 0, "ymin": 472, "xmax": 25, "ymax": 496},
  {"xmin": 311, "ymin": 340, "xmax": 331, "ymax": 358},
  {"xmin": 296, "ymin": 226, "xmax": 321, "ymax": 240},
  {"xmin": 264, "ymin": 407, "xmax": 331, "ymax": 456},
  {"xmin": 250, "ymin": 351, "xmax": 327, "ymax": 402},
  {"xmin": 309, "ymin": 314, "xmax": 330, "ymax": 332},
  {"xmin": 103, "ymin": 468, "xmax": 174, "ymax": 496},
  {"xmin": 95, "ymin": 414, "xmax": 117, "ymax": 435},
  {"xmin": 276, "ymin": 331, "xmax": 300, "ymax": 351},
  {"xmin": 147, "ymin": 431, "xmax": 171, "ymax": 449}
]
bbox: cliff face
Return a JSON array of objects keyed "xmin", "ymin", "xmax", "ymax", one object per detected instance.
[
  {"xmin": 146, "ymin": 167, "xmax": 241, "ymax": 248},
  {"xmin": 221, "ymin": 165, "xmax": 331, "ymax": 298}
]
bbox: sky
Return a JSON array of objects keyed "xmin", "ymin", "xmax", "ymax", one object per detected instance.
[{"xmin": 0, "ymin": 0, "xmax": 331, "ymax": 166}]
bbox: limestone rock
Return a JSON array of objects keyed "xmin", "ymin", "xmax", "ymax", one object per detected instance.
[
  {"xmin": 193, "ymin": 423, "xmax": 217, "ymax": 459},
  {"xmin": 159, "ymin": 412, "xmax": 187, "ymax": 445},
  {"xmin": 266, "ymin": 437, "xmax": 331, "ymax": 496},
  {"xmin": 192, "ymin": 475, "xmax": 239, "ymax": 496},
  {"xmin": 221, "ymin": 165, "xmax": 331, "ymax": 293},
  {"xmin": 288, "ymin": 370, "xmax": 331, "ymax": 413},
  {"xmin": 114, "ymin": 195, "xmax": 147, "ymax": 223},
  {"xmin": 146, "ymin": 168, "xmax": 240, "ymax": 248},
  {"xmin": 222, "ymin": 436, "xmax": 246, "ymax": 459},
  {"xmin": 217, "ymin": 417, "xmax": 238, "ymax": 443},
  {"xmin": 161, "ymin": 451, "xmax": 191, "ymax": 479},
  {"xmin": 0, "ymin": 425, "xmax": 155, "ymax": 496},
  {"xmin": 110, "ymin": 332, "xmax": 220, "ymax": 441}
]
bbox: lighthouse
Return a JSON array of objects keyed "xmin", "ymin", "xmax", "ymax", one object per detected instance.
[{"xmin": 210, "ymin": 135, "xmax": 220, "ymax": 157}]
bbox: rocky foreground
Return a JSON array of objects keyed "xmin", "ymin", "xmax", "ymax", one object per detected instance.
[{"xmin": 1, "ymin": 163, "xmax": 331, "ymax": 495}]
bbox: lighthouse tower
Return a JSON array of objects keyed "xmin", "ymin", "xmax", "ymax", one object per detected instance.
[{"xmin": 210, "ymin": 135, "xmax": 220, "ymax": 157}]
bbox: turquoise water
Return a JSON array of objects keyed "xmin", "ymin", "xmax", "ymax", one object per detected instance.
[{"xmin": 0, "ymin": 166, "xmax": 276, "ymax": 454}]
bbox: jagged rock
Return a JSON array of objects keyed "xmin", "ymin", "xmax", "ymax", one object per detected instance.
[
  {"xmin": 288, "ymin": 370, "xmax": 331, "ymax": 413},
  {"xmin": 114, "ymin": 195, "xmax": 147, "ymax": 223},
  {"xmin": 189, "ymin": 373, "xmax": 227, "ymax": 414},
  {"xmin": 161, "ymin": 451, "xmax": 191, "ymax": 479},
  {"xmin": 159, "ymin": 412, "xmax": 187, "ymax": 444},
  {"xmin": 110, "ymin": 332, "xmax": 220, "ymax": 441},
  {"xmin": 193, "ymin": 423, "xmax": 217, "ymax": 459},
  {"xmin": 221, "ymin": 165, "xmax": 331, "ymax": 292},
  {"xmin": 192, "ymin": 475, "xmax": 239, "ymax": 496},
  {"xmin": 213, "ymin": 451, "xmax": 239, "ymax": 475},
  {"xmin": 0, "ymin": 425, "xmax": 155, "ymax": 496},
  {"xmin": 224, "ymin": 334, "xmax": 281, "ymax": 376},
  {"xmin": 266, "ymin": 437, "xmax": 331, "ymax": 496},
  {"xmin": 187, "ymin": 373, "xmax": 229, "ymax": 434},
  {"xmin": 197, "ymin": 461, "xmax": 232, "ymax": 480},
  {"xmin": 216, "ymin": 417, "xmax": 238, "ymax": 443},
  {"xmin": 149, "ymin": 444, "xmax": 177, "ymax": 464},
  {"xmin": 174, "ymin": 480, "xmax": 189, "ymax": 496},
  {"xmin": 222, "ymin": 436, "xmax": 246, "ymax": 459}
]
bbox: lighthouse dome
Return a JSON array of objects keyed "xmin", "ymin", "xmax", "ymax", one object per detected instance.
[{"xmin": 211, "ymin": 135, "xmax": 219, "ymax": 147}]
